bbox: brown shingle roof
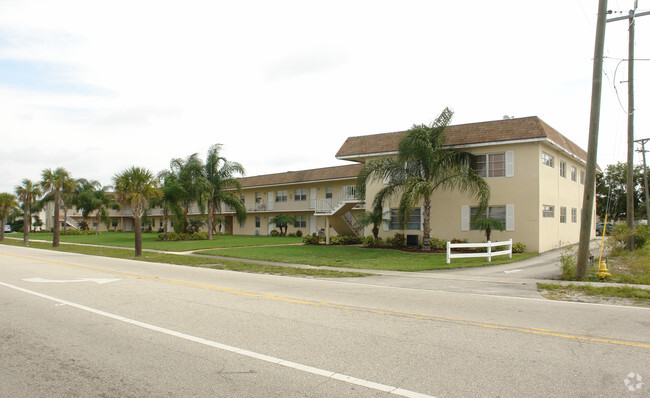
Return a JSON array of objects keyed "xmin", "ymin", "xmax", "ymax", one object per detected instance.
[
  {"xmin": 336, "ymin": 116, "xmax": 588, "ymax": 163},
  {"xmin": 238, "ymin": 164, "xmax": 363, "ymax": 188}
]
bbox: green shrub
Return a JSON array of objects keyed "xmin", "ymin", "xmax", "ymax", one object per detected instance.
[
  {"xmin": 608, "ymin": 223, "xmax": 649, "ymax": 252},
  {"xmin": 362, "ymin": 236, "xmax": 375, "ymax": 247},
  {"xmin": 302, "ymin": 233, "xmax": 320, "ymax": 245},
  {"xmin": 157, "ymin": 232, "xmax": 208, "ymax": 241},
  {"xmin": 391, "ymin": 233, "xmax": 406, "ymax": 249},
  {"xmin": 558, "ymin": 247, "xmax": 577, "ymax": 280},
  {"xmin": 330, "ymin": 235, "xmax": 364, "ymax": 245},
  {"xmin": 512, "ymin": 242, "xmax": 526, "ymax": 253},
  {"xmin": 269, "ymin": 230, "xmax": 281, "ymax": 237},
  {"xmin": 287, "ymin": 233, "xmax": 297, "ymax": 237},
  {"xmin": 428, "ymin": 238, "xmax": 446, "ymax": 251},
  {"xmin": 296, "ymin": 230, "xmax": 303, "ymax": 237}
]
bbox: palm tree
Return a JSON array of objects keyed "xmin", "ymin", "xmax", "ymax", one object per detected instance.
[
  {"xmin": 355, "ymin": 206, "xmax": 385, "ymax": 246},
  {"xmin": 0, "ymin": 193, "xmax": 19, "ymax": 241},
  {"xmin": 169, "ymin": 153, "xmax": 211, "ymax": 233},
  {"xmin": 113, "ymin": 166, "xmax": 161, "ymax": 256},
  {"xmin": 203, "ymin": 144, "xmax": 246, "ymax": 240},
  {"xmin": 269, "ymin": 214, "xmax": 294, "ymax": 236},
  {"xmin": 152, "ymin": 170, "xmax": 178, "ymax": 240},
  {"xmin": 69, "ymin": 178, "xmax": 101, "ymax": 232},
  {"xmin": 15, "ymin": 179, "xmax": 42, "ymax": 245},
  {"xmin": 356, "ymin": 107, "xmax": 490, "ymax": 251},
  {"xmin": 79, "ymin": 186, "xmax": 120, "ymax": 235},
  {"xmin": 41, "ymin": 167, "xmax": 74, "ymax": 247},
  {"xmin": 472, "ymin": 216, "xmax": 504, "ymax": 242}
]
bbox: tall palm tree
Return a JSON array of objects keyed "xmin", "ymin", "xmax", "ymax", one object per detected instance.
[
  {"xmin": 76, "ymin": 183, "xmax": 120, "ymax": 235},
  {"xmin": 203, "ymin": 144, "xmax": 246, "ymax": 240},
  {"xmin": 169, "ymin": 153, "xmax": 211, "ymax": 233},
  {"xmin": 113, "ymin": 166, "xmax": 161, "ymax": 256},
  {"xmin": 356, "ymin": 107, "xmax": 490, "ymax": 251},
  {"xmin": 0, "ymin": 193, "xmax": 19, "ymax": 241},
  {"xmin": 41, "ymin": 167, "xmax": 74, "ymax": 247},
  {"xmin": 154, "ymin": 170, "xmax": 184, "ymax": 240},
  {"xmin": 15, "ymin": 179, "xmax": 42, "ymax": 245}
]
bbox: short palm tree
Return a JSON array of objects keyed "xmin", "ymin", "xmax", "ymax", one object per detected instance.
[
  {"xmin": 113, "ymin": 166, "xmax": 161, "ymax": 256},
  {"xmin": 0, "ymin": 193, "xmax": 19, "ymax": 241},
  {"xmin": 15, "ymin": 179, "xmax": 42, "ymax": 245},
  {"xmin": 471, "ymin": 216, "xmax": 504, "ymax": 242},
  {"xmin": 356, "ymin": 107, "xmax": 490, "ymax": 251},
  {"xmin": 355, "ymin": 206, "xmax": 385, "ymax": 245},
  {"xmin": 41, "ymin": 167, "xmax": 75, "ymax": 247},
  {"xmin": 204, "ymin": 144, "xmax": 246, "ymax": 240},
  {"xmin": 269, "ymin": 214, "xmax": 294, "ymax": 236}
]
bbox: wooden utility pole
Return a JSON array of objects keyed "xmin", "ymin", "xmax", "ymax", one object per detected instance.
[
  {"xmin": 636, "ymin": 138, "xmax": 650, "ymax": 223},
  {"xmin": 576, "ymin": 0, "xmax": 609, "ymax": 279},
  {"xmin": 626, "ymin": 5, "xmax": 636, "ymax": 250}
]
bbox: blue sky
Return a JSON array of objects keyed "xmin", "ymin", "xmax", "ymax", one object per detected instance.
[{"xmin": 0, "ymin": 0, "xmax": 648, "ymax": 193}]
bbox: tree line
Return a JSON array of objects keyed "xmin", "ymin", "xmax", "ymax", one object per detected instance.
[{"xmin": 0, "ymin": 144, "xmax": 246, "ymax": 257}]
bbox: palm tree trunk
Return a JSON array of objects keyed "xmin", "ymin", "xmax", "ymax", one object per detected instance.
[
  {"xmin": 95, "ymin": 213, "xmax": 100, "ymax": 235},
  {"xmin": 422, "ymin": 196, "xmax": 431, "ymax": 251},
  {"xmin": 134, "ymin": 216, "xmax": 143, "ymax": 256},
  {"xmin": 23, "ymin": 204, "xmax": 30, "ymax": 245},
  {"xmin": 1, "ymin": 214, "xmax": 6, "ymax": 241},
  {"xmin": 207, "ymin": 201, "xmax": 213, "ymax": 240},
  {"xmin": 53, "ymin": 190, "xmax": 61, "ymax": 247}
]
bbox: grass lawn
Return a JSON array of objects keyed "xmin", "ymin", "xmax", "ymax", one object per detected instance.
[
  {"xmin": 8, "ymin": 231, "xmax": 303, "ymax": 251},
  {"xmin": 198, "ymin": 244, "xmax": 537, "ymax": 271},
  {"xmin": 0, "ymin": 238, "xmax": 369, "ymax": 278},
  {"xmin": 538, "ymin": 283, "xmax": 650, "ymax": 307}
]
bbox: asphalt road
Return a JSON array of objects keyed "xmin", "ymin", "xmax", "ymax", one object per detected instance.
[{"xmin": 1, "ymin": 245, "xmax": 648, "ymax": 397}]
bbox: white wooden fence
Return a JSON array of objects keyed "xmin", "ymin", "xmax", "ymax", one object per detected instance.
[{"xmin": 446, "ymin": 239, "xmax": 513, "ymax": 264}]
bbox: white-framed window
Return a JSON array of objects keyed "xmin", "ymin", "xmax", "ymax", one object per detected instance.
[
  {"xmin": 255, "ymin": 216, "xmax": 260, "ymax": 228},
  {"xmin": 475, "ymin": 153, "xmax": 505, "ymax": 177},
  {"xmin": 542, "ymin": 205, "xmax": 554, "ymax": 218},
  {"xmin": 294, "ymin": 215, "xmax": 307, "ymax": 228},
  {"xmin": 325, "ymin": 187, "xmax": 332, "ymax": 199},
  {"xmin": 276, "ymin": 190, "xmax": 287, "ymax": 202},
  {"xmin": 470, "ymin": 206, "xmax": 506, "ymax": 230},
  {"xmin": 580, "ymin": 170, "xmax": 585, "ymax": 185},
  {"xmin": 294, "ymin": 189, "xmax": 307, "ymax": 201},
  {"xmin": 542, "ymin": 152, "xmax": 554, "ymax": 167},
  {"xmin": 559, "ymin": 161, "xmax": 566, "ymax": 178},
  {"xmin": 571, "ymin": 208, "xmax": 577, "ymax": 223},
  {"xmin": 560, "ymin": 207, "xmax": 567, "ymax": 223},
  {"xmin": 240, "ymin": 194, "xmax": 245, "ymax": 204},
  {"xmin": 475, "ymin": 151, "xmax": 514, "ymax": 178},
  {"xmin": 389, "ymin": 208, "xmax": 421, "ymax": 230},
  {"xmin": 570, "ymin": 166, "xmax": 577, "ymax": 182}
]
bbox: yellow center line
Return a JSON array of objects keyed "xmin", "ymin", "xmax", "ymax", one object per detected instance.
[{"xmin": 2, "ymin": 251, "xmax": 649, "ymax": 349}]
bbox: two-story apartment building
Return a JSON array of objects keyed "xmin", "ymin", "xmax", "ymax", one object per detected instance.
[
  {"xmin": 44, "ymin": 116, "xmax": 594, "ymax": 253},
  {"xmin": 335, "ymin": 116, "xmax": 594, "ymax": 253}
]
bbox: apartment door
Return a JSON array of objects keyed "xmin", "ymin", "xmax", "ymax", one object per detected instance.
[{"xmin": 267, "ymin": 191, "xmax": 274, "ymax": 211}]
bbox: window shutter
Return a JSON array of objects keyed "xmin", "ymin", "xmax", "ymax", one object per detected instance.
[
  {"xmin": 461, "ymin": 206, "xmax": 469, "ymax": 231},
  {"xmin": 505, "ymin": 151, "xmax": 514, "ymax": 177},
  {"xmin": 506, "ymin": 204, "xmax": 515, "ymax": 231},
  {"xmin": 383, "ymin": 208, "xmax": 390, "ymax": 231}
]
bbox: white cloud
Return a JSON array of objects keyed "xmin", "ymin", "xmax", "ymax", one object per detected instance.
[{"xmin": 0, "ymin": 0, "xmax": 648, "ymax": 194}]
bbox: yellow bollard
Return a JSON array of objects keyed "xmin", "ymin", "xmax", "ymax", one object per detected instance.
[{"xmin": 597, "ymin": 259, "xmax": 611, "ymax": 279}]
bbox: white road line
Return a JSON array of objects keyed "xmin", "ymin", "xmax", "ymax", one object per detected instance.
[{"xmin": 0, "ymin": 281, "xmax": 435, "ymax": 398}]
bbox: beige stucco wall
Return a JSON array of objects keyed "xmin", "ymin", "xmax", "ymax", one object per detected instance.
[
  {"xmin": 537, "ymin": 142, "xmax": 595, "ymax": 252},
  {"xmin": 231, "ymin": 179, "xmax": 361, "ymax": 236},
  {"xmin": 364, "ymin": 141, "xmax": 595, "ymax": 253}
]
